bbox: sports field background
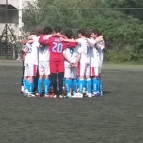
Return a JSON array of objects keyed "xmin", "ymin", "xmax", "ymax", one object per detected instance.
[{"xmin": 0, "ymin": 61, "xmax": 143, "ymax": 143}]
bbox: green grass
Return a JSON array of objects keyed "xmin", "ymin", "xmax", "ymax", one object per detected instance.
[{"xmin": 0, "ymin": 62, "xmax": 143, "ymax": 143}]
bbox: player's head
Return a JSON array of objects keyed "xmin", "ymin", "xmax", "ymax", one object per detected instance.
[
  {"xmin": 54, "ymin": 26, "xmax": 62, "ymax": 34},
  {"xmin": 36, "ymin": 27, "xmax": 43, "ymax": 36},
  {"xmin": 73, "ymin": 32, "xmax": 78, "ymax": 40},
  {"xmin": 43, "ymin": 26, "xmax": 53, "ymax": 35},
  {"xmin": 29, "ymin": 31, "xmax": 36, "ymax": 36},
  {"xmin": 91, "ymin": 29, "xmax": 101, "ymax": 39},
  {"xmin": 64, "ymin": 29, "xmax": 73, "ymax": 39},
  {"xmin": 77, "ymin": 29, "xmax": 86, "ymax": 37},
  {"xmin": 85, "ymin": 30, "xmax": 91, "ymax": 38}
]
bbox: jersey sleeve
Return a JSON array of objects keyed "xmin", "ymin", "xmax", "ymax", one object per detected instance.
[
  {"xmin": 38, "ymin": 35, "xmax": 51, "ymax": 46},
  {"xmin": 67, "ymin": 42, "xmax": 77, "ymax": 48}
]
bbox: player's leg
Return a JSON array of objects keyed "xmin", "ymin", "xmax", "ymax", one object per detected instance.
[
  {"xmin": 71, "ymin": 67, "xmax": 78, "ymax": 95},
  {"xmin": 43, "ymin": 61, "xmax": 50, "ymax": 97},
  {"xmin": 21, "ymin": 60, "xmax": 25, "ymax": 93},
  {"xmin": 33, "ymin": 69, "xmax": 39, "ymax": 93},
  {"xmin": 91, "ymin": 67, "xmax": 100, "ymax": 96},
  {"xmin": 85, "ymin": 64, "xmax": 92, "ymax": 97},
  {"xmin": 27, "ymin": 64, "xmax": 37, "ymax": 97},
  {"xmin": 57, "ymin": 61, "xmax": 65, "ymax": 98},
  {"xmin": 64, "ymin": 67, "xmax": 72, "ymax": 98},
  {"xmin": 50, "ymin": 61, "xmax": 58, "ymax": 97},
  {"xmin": 23, "ymin": 63, "xmax": 29, "ymax": 94},
  {"xmin": 58, "ymin": 72, "xmax": 64, "ymax": 98},
  {"xmin": 73, "ymin": 62, "xmax": 86, "ymax": 98},
  {"xmin": 98, "ymin": 62, "xmax": 103, "ymax": 96},
  {"xmin": 38, "ymin": 62, "xmax": 44, "ymax": 96}
]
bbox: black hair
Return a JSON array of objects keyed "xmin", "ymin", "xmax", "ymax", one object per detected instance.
[
  {"xmin": 43, "ymin": 26, "xmax": 53, "ymax": 35},
  {"xmin": 77, "ymin": 29, "xmax": 86, "ymax": 36},
  {"xmin": 29, "ymin": 31, "xmax": 36, "ymax": 35},
  {"xmin": 36, "ymin": 27, "xmax": 43, "ymax": 36},
  {"xmin": 64, "ymin": 29, "xmax": 73, "ymax": 39},
  {"xmin": 85, "ymin": 30, "xmax": 91, "ymax": 38},
  {"xmin": 92, "ymin": 29, "xmax": 101, "ymax": 36},
  {"xmin": 54, "ymin": 26, "xmax": 62, "ymax": 33}
]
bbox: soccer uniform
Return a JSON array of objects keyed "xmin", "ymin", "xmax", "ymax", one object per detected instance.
[
  {"xmin": 39, "ymin": 35, "xmax": 77, "ymax": 73},
  {"xmin": 77, "ymin": 38, "xmax": 91, "ymax": 76},
  {"xmin": 63, "ymin": 45, "xmax": 81, "ymax": 79},
  {"xmin": 90, "ymin": 38, "xmax": 100, "ymax": 77},
  {"xmin": 38, "ymin": 35, "xmax": 51, "ymax": 76},
  {"xmin": 24, "ymin": 38, "xmax": 39, "ymax": 77}
]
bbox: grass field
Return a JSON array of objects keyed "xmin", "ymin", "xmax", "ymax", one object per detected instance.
[{"xmin": 0, "ymin": 61, "xmax": 143, "ymax": 143}]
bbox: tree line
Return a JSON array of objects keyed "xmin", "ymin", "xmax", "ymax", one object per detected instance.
[{"xmin": 23, "ymin": 0, "xmax": 143, "ymax": 63}]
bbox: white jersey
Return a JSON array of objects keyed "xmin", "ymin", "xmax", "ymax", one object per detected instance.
[
  {"xmin": 39, "ymin": 35, "xmax": 51, "ymax": 62},
  {"xmin": 97, "ymin": 41, "xmax": 104, "ymax": 63},
  {"xmin": 24, "ymin": 39, "xmax": 39, "ymax": 65},
  {"xmin": 77, "ymin": 38, "xmax": 90, "ymax": 64},
  {"xmin": 90, "ymin": 38, "xmax": 100, "ymax": 67},
  {"xmin": 63, "ymin": 45, "xmax": 81, "ymax": 67}
]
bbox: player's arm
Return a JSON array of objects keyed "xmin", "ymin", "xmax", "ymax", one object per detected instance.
[
  {"xmin": 95, "ymin": 36, "xmax": 104, "ymax": 44},
  {"xmin": 95, "ymin": 40, "xmax": 105, "ymax": 50},
  {"xmin": 63, "ymin": 51, "xmax": 72, "ymax": 64},
  {"xmin": 60, "ymin": 37, "xmax": 78, "ymax": 43},
  {"xmin": 52, "ymin": 34, "xmax": 67, "ymax": 39},
  {"xmin": 38, "ymin": 35, "xmax": 50, "ymax": 46}
]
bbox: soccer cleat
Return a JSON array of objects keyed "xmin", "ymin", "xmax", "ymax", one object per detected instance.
[
  {"xmin": 21, "ymin": 86, "xmax": 25, "ymax": 93},
  {"xmin": 59, "ymin": 95, "xmax": 64, "ymax": 98},
  {"xmin": 44, "ymin": 94, "xmax": 51, "ymax": 98},
  {"xmin": 27, "ymin": 93, "xmax": 36, "ymax": 97},
  {"xmin": 77, "ymin": 93, "xmax": 83, "ymax": 98},
  {"xmin": 92, "ymin": 92, "xmax": 100, "ymax": 97},
  {"xmin": 66, "ymin": 93, "xmax": 72, "ymax": 98},
  {"xmin": 87, "ymin": 93, "xmax": 92, "ymax": 98},
  {"xmin": 53, "ymin": 95, "xmax": 57, "ymax": 98},
  {"xmin": 35, "ymin": 93, "xmax": 42, "ymax": 97},
  {"xmin": 72, "ymin": 93, "xmax": 83, "ymax": 98}
]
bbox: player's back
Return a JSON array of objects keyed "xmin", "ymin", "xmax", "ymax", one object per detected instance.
[
  {"xmin": 25, "ymin": 40, "xmax": 39, "ymax": 65},
  {"xmin": 77, "ymin": 38, "xmax": 90, "ymax": 63},
  {"xmin": 48, "ymin": 36, "xmax": 68, "ymax": 62},
  {"xmin": 39, "ymin": 35, "xmax": 51, "ymax": 62}
]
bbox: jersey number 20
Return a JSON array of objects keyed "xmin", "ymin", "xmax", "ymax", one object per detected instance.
[{"xmin": 52, "ymin": 42, "xmax": 63, "ymax": 53}]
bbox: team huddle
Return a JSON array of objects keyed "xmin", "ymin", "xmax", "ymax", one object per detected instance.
[{"xmin": 21, "ymin": 26, "xmax": 105, "ymax": 98}]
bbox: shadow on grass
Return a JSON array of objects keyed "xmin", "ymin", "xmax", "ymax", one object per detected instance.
[{"xmin": 103, "ymin": 91, "xmax": 111, "ymax": 95}]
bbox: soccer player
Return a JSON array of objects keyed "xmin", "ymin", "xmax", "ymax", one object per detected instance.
[
  {"xmin": 63, "ymin": 29, "xmax": 81, "ymax": 98},
  {"xmin": 90, "ymin": 29, "xmax": 104, "ymax": 96},
  {"xmin": 94, "ymin": 31, "xmax": 105, "ymax": 96},
  {"xmin": 24, "ymin": 33, "xmax": 39, "ymax": 97},
  {"xmin": 38, "ymin": 26, "xmax": 77, "ymax": 98},
  {"xmin": 37, "ymin": 26, "xmax": 53, "ymax": 97},
  {"xmin": 21, "ymin": 39, "xmax": 27, "ymax": 93}
]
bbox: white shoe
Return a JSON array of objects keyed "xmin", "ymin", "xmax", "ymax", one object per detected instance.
[
  {"xmin": 72, "ymin": 93, "xmax": 83, "ymax": 98},
  {"xmin": 21, "ymin": 86, "xmax": 24, "ymax": 92},
  {"xmin": 59, "ymin": 95, "xmax": 64, "ymax": 98},
  {"xmin": 77, "ymin": 93, "xmax": 83, "ymax": 98},
  {"xmin": 66, "ymin": 93, "xmax": 72, "ymax": 98},
  {"xmin": 27, "ymin": 93, "xmax": 36, "ymax": 97},
  {"xmin": 87, "ymin": 93, "xmax": 92, "ymax": 98},
  {"xmin": 53, "ymin": 95, "xmax": 57, "ymax": 98}
]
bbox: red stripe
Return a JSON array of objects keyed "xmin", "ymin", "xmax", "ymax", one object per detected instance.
[
  {"xmin": 91, "ymin": 67, "xmax": 95, "ymax": 76},
  {"xmin": 78, "ymin": 62, "xmax": 80, "ymax": 76},
  {"xmin": 33, "ymin": 65, "xmax": 37, "ymax": 76}
]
